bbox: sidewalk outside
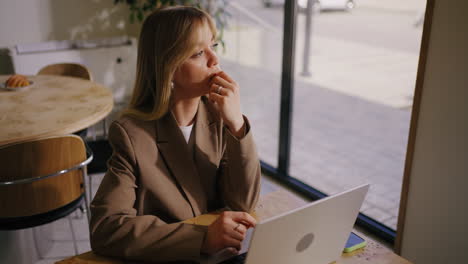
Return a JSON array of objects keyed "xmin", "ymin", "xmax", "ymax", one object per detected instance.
[
  {"xmin": 219, "ymin": 0, "xmax": 426, "ymax": 230},
  {"xmin": 357, "ymin": 0, "xmax": 426, "ymax": 13}
]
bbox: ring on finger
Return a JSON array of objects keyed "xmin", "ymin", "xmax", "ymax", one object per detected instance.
[
  {"xmin": 216, "ymin": 85, "xmax": 223, "ymax": 94},
  {"xmin": 234, "ymin": 223, "xmax": 241, "ymax": 231}
]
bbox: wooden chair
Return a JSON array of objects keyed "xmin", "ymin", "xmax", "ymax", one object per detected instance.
[
  {"xmin": 0, "ymin": 135, "xmax": 93, "ymax": 255},
  {"xmin": 37, "ymin": 62, "xmax": 93, "ymax": 81},
  {"xmin": 37, "ymin": 62, "xmax": 108, "ymax": 181},
  {"xmin": 37, "ymin": 63, "xmax": 95, "ymax": 139},
  {"xmin": 37, "ymin": 62, "xmax": 108, "ymax": 138}
]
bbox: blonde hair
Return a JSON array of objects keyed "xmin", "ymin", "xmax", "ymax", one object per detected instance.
[{"xmin": 123, "ymin": 6, "xmax": 217, "ymax": 120}]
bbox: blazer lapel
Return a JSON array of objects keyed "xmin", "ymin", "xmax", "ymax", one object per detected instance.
[
  {"xmin": 194, "ymin": 97, "xmax": 220, "ymax": 163},
  {"xmin": 193, "ymin": 97, "xmax": 223, "ymax": 210},
  {"xmin": 155, "ymin": 109, "xmax": 207, "ymax": 216}
]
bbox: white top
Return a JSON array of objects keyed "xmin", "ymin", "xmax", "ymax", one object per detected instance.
[{"xmin": 179, "ymin": 124, "xmax": 193, "ymax": 143}]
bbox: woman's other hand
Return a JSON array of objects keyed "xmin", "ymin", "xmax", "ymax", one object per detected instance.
[
  {"xmin": 201, "ymin": 211, "xmax": 256, "ymax": 255},
  {"xmin": 209, "ymin": 71, "xmax": 245, "ymax": 138}
]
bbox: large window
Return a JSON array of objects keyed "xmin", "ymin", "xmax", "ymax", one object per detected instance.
[
  {"xmin": 220, "ymin": 0, "xmax": 425, "ymax": 243},
  {"xmin": 291, "ymin": 1, "xmax": 425, "ymax": 231},
  {"xmin": 219, "ymin": 0, "xmax": 284, "ymax": 168}
]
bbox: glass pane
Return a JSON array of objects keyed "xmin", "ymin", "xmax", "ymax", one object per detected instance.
[
  {"xmin": 219, "ymin": 1, "xmax": 284, "ymax": 168},
  {"xmin": 291, "ymin": 0, "xmax": 426, "ymax": 230}
]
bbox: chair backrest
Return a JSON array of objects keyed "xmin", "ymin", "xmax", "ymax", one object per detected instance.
[
  {"xmin": 0, "ymin": 135, "xmax": 87, "ymax": 218},
  {"xmin": 37, "ymin": 63, "xmax": 93, "ymax": 81}
]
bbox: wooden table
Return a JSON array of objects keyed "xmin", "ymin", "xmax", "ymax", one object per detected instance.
[
  {"xmin": 0, "ymin": 75, "xmax": 113, "ymax": 146},
  {"xmin": 56, "ymin": 190, "xmax": 411, "ymax": 264}
]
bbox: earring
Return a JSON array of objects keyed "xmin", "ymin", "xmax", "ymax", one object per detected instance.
[{"xmin": 170, "ymin": 81, "xmax": 174, "ymax": 89}]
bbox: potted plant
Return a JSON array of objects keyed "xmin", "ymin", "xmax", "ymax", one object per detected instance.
[{"xmin": 114, "ymin": 0, "xmax": 229, "ymax": 48}]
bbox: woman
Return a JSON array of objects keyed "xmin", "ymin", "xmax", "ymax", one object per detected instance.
[{"xmin": 89, "ymin": 6, "xmax": 261, "ymax": 263}]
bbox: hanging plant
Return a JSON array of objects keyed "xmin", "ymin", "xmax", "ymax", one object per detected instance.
[{"xmin": 114, "ymin": 0, "xmax": 230, "ymax": 49}]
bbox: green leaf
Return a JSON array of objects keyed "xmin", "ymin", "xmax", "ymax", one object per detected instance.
[
  {"xmin": 137, "ymin": 9, "xmax": 144, "ymax": 22},
  {"xmin": 115, "ymin": 0, "xmax": 229, "ymax": 50}
]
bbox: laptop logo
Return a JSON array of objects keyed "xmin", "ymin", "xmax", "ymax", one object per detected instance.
[{"xmin": 296, "ymin": 233, "xmax": 315, "ymax": 252}]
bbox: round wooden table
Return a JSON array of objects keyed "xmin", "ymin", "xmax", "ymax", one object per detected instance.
[{"xmin": 0, "ymin": 75, "xmax": 113, "ymax": 146}]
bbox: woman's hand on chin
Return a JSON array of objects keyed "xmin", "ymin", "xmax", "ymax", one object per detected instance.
[{"xmin": 208, "ymin": 71, "xmax": 245, "ymax": 138}]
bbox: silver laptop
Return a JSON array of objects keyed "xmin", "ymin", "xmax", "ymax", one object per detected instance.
[{"xmin": 200, "ymin": 183, "xmax": 369, "ymax": 264}]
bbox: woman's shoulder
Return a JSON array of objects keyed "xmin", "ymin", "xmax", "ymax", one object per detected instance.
[
  {"xmin": 111, "ymin": 114, "xmax": 148, "ymax": 128},
  {"xmin": 109, "ymin": 114, "xmax": 157, "ymax": 138}
]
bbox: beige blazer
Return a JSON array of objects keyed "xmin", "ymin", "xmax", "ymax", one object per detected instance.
[{"xmin": 90, "ymin": 96, "xmax": 261, "ymax": 263}]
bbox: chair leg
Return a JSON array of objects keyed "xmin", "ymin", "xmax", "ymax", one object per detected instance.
[
  {"xmin": 103, "ymin": 118, "xmax": 108, "ymax": 138},
  {"xmin": 82, "ymin": 168, "xmax": 91, "ymax": 225},
  {"xmin": 72, "ymin": 205, "xmax": 86, "ymax": 219},
  {"xmin": 67, "ymin": 215, "xmax": 79, "ymax": 255},
  {"xmin": 89, "ymin": 174, "xmax": 93, "ymax": 204},
  {"xmin": 32, "ymin": 227, "xmax": 43, "ymax": 260}
]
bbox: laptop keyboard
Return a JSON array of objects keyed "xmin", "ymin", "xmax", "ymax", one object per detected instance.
[{"xmin": 219, "ymin": 252, "xmax": 247, "ymax": 264}]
